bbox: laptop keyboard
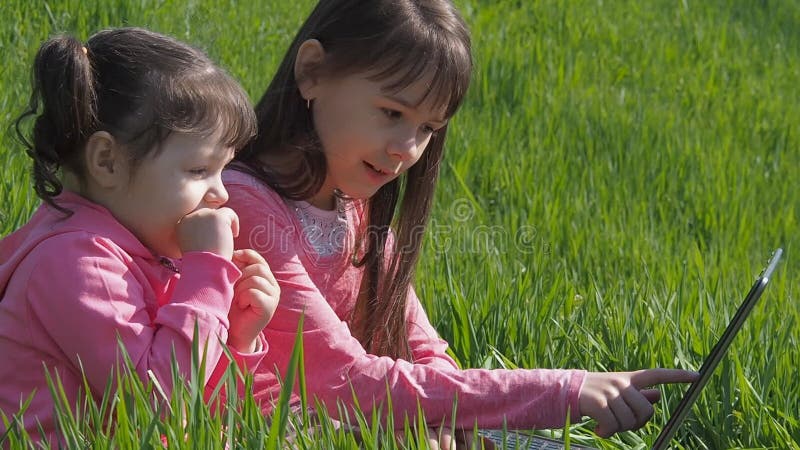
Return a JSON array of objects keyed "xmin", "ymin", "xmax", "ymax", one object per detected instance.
[{"xmin": 477, "ymin": 429, "xmax": 595, "ymax": 450}]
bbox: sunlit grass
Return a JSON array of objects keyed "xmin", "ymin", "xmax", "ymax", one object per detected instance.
[{"xmin": 1, "ymin": 0, "xmax": 798, "ymax": 448}]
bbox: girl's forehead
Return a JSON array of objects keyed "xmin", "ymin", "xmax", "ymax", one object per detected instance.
[
  {"xmin": 208, "ymin": 141, "xmax": 236, "ymax": 160},
  {"xmin": 356, "ymin": 69, "xmax": 450, "ymax": 119},
  {"xmin": 159, "ymin": 129, "xmax": 234, "ymax": 158}
]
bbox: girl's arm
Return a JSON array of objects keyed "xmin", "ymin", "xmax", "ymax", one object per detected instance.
[
  {"xmin": 24, "ymin": 232, "xmax": 266, "ymax": 398},
  {"xmin": 226, "ymin": 175, "xmax": 584, "ymax": 430}
]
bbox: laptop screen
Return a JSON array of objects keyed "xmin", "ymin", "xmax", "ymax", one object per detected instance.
[{"xmin": 652, "ymin": 248, "xmax": 783, "ymax": 450}]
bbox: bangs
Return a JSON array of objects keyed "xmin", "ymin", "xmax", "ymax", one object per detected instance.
[
  {"xmin": 325, "ymin": 13, "xmax": 472, "ymax": 119},
  {"xmin": 367, "ymin": 30, "xmax": 471, "ymax": 118},
  {"xmin": 154, "ymin": 67, "xmax": 257, "ymax": 150}
]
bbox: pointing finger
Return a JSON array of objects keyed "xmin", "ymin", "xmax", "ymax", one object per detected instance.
[{"xmin": 631, "ymin": 368, "xmax": 699, "ymax": 388}]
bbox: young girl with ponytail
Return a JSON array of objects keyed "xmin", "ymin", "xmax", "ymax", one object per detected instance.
[{"xmin": 0, "ymin": 27, "xmax": 279, "ymax": 442}]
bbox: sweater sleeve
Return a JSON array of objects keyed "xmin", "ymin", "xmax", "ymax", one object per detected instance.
[
  {"xmin": 24, "ymin": 234, "xmax": 243, "ymax": 398},
  {"xmin": 206, "ymin": 332, "xmax": 269, "ymax": 405},
  {"xmin": 226, "ymin": 175, "xmax": 585, "ymax": 430}
]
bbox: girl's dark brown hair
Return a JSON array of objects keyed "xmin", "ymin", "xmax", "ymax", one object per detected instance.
[
  {"xmin": 15, "ymin": 27, "xmax": 256, "ymax": 213},
  {"xmin": 236, "ymin": 0, "xmax": 472, "ymax": 360}
]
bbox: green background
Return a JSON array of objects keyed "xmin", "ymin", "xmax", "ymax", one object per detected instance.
[{"xmin": 1, "ymin": 1, "xmax": 797, "ymax": 448}]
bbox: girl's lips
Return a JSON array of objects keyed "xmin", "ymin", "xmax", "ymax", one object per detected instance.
[
  {"xmin": 365, "ymin": 160, "xmax": 403, "ymax": 175},
  {"xmin": 364, "ymin": 161, "xmax": 389, "ymax": 175},
  {"xmin": 363, "ymin": 161, "xmax": 391, "ymax": 183}
]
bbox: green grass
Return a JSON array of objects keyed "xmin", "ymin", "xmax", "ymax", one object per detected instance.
[{"xmin": 1, "ymin": 0, "xmax": 799, "ymax": 448}]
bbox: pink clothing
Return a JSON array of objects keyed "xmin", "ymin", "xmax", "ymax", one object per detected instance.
[
  {"xmin": 0, "ymin": 191, "xmax": 267, "ymax": 442},
  {"xmin": 223, "ymin": 169, "xmax": 585, "ymax": 430}
]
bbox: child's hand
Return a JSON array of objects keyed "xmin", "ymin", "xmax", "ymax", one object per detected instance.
[
  {"xmin": 227, "ymin": 249, "xmax": 280, "ymax": 353},
  {"xmin": 176, "ymin": 207, "xmax": 240, "ymax": 260},
  {"xmin": 579, "ymin": 368, "xmax": 699, "ymax": 437}
]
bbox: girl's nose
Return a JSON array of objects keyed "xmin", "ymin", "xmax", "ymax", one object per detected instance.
[
  {"xmin": 205, "ymin": 178, "xmax": 229, "ymax": 206},
  {"xmin": 387, "ymin": 128, "xmax": 422, "ymax": 162}
]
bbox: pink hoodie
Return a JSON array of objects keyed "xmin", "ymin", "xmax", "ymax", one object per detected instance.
[
  {"xmin": 0, "ymin": 191, "xmax": 267, "ymax": 442},
  {"xmin": 224, "ymin": 169, "xmax": 585, "ymax": 431}
]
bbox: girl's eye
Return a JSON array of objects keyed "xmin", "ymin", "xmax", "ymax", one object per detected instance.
[
  {"xmin": 381, "ymin": 108, "xmax": 402, "ymax": 120},
  {"xmin": 421, "ymin": 125, "xmax": 436, "ymax": 135},
  {"xmin": 189, "ymin": 168, "xmax": 208, "ymax": 177}
]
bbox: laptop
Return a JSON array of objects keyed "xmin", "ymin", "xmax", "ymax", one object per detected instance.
[{"xmin": 479, "ymin": 248, "xmax": 783, "ymax": 450}]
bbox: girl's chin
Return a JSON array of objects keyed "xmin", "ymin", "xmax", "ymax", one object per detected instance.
[
  {"xmin": 338, "ymin": 186, "xmax": 382, "ymax": 202},
  {"xmin": 311, "ymin": 184, "xmax": 383, "ymax": 209}
]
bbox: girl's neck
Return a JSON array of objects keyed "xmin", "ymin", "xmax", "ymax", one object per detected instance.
[
  {"xmin": 250, "ymin": 153, "xmax": 337, "ymax": 210},
  {"xmin": 61, "ymin": 172, "xmax": 101, "ymax": 206},
  {"xmin": 61, "ymin": 171, "xmax": 82, "ymax": 193},
  {"xmin": 308, "ymin": 183, "xmax": 336, "ymax": 211}
]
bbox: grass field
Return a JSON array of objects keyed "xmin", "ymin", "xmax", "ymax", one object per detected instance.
[{"xmin": 1, "ymin": 0, "xmax": 798, "ymax": 448}]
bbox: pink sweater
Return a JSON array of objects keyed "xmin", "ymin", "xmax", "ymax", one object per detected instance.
[
  {"xmin": 0, "ymin": 191, "xmax": 267, "ymax": 442},
  {"xmin": 224, "ymin": 169, "xmax": 585, "ymax": 430}
]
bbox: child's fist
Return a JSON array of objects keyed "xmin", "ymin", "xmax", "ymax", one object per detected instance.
[
  {"xmin": 176, "ymin": 207, "xmax": 239, "ymax": 259},
  {"xmin": 227, "ymin": 249, "xmax": 279, "ymax": 353}
]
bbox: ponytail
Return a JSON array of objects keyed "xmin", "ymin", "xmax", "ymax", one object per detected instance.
[{"xmin": 15, "ymin": 35, "xmax": 96, "ymax": 213}]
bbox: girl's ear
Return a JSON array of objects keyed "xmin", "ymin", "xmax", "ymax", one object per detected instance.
[
  {"xmin": 84, "ymin": 131, "xmax": 128, "ymax": 188},
  {"xmin": 294, "ymin": 39, "xmax": 327, "ymax": 101}
]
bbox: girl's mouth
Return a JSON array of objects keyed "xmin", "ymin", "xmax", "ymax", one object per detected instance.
[{"xmin": 364, "ymin": 161, "xmax": 389, "ymax": 175}]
